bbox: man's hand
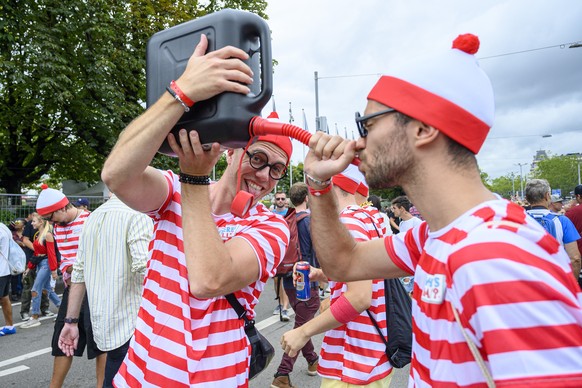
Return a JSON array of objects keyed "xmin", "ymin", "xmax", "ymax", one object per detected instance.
[
  {"xmin": 281, "ymin": 327, "xmax": 310, "ymax": 358},
  {"xmin": 304, "ymin": 132, "xmax": 357, "ymax": 181},
  {"xmin": 58, "ymin": 324, "xmax": 80, "ymax": 357},
  {"xmin": 175, "ymin": 34, "xmax": 254, "ymax": 104},
  {"xmin": 167, "ymin": 130, "xmax": 223, "ymax": 176}
]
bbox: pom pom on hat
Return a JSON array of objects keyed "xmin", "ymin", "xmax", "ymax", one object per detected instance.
[
  {"xmin": 36, "ymin": 185, "xmax": 69, "ymax": 216},
  {"xmin": 367, "ymin": 33, "xmax": 494, "ymax": 154},
  {"xmin": 333, "ymin": 165, "xmax": 366, "ymax": 195},
  {"xmin": 452, "ymin": 33, "xmax": 480, "ymax": 54}
]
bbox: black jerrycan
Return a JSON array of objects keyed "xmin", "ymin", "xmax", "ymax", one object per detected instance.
[{"xmin": 146, "ymin": 9, "xmax": 272, "ymax": 156}]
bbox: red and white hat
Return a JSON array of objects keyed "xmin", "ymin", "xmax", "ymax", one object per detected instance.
[
  {"xmin": 356, "ymin": 181, "xmax": 369, "ymax": 198},
  {"xmin": 367, "ymin": 34, "xmax": 494, "ymax": 154},
  {"xmin": 36, "ymin": 184, "xmax": 69, "ymax": 216},
  {"xmin": 251, "ymin": 110, "xmax": 293, "ymax": 163},
  {"xmin": 333, "ymin": 165, "xmax": 366, "ymax": 195}
]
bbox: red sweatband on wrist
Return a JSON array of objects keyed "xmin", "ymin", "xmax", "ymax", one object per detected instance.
[
  {"xmin": 170, "ymin": 80, "xmax": 195, "ymax": 107},
  {"xmin": 329, "ymin": 294, "xmax": 360, "ymax": 324},
  {"xmin": 308, "ymin": 184, "xmax": 332, "ymax": 197}
]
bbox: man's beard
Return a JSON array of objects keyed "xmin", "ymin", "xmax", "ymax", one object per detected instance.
[{"xmin": 362, "ymin": 135, "xmax": 413, "ymax": 190}]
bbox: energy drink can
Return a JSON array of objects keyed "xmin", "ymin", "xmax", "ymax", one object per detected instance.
[{"xmin": 295, "ymin": 261, "xmax": 311, "ymax": 301}]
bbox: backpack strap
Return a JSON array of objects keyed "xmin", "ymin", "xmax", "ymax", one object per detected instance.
[{"xmin": 225, "ymin": 293, "xmax": 254, "ymax": 329}]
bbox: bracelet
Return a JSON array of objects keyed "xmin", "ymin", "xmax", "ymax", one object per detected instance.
[
  {"xmin": 166, "ymin": 86, "xmax": 190, "ymax": 112},
  {"xmin": 305, "ymin": 173, "xmax": 332, "ymax": 186},
  {"xmin": 308, "ymin": 184, "xmax": 333, "ymax": 197},
  {"xmin": 64, "ymin": 317, "xmax": 79, "ymax": 324},
  {"xmin": 179, "ymin": 172, "xmax": 211, "ymax": 185},
  {"xmin": 170, "ymin": 80, "xmax": 195, "ymax": 107}
]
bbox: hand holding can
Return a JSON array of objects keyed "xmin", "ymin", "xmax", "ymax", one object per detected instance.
[{"xmin": 295, "ymin": 261, "xmax": 311, "ymax": 301}]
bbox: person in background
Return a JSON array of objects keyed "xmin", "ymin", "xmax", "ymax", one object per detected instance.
[
  {"xmin": 367, "ymin": 195, "xmax": 391, "ymax": 237},
  {"xmin": 20, "ymin": 212, "xmax": 51, "ymax": 321},
  {"xmin": 282, "ymin": 165, "xmax": 392, "ymax": 387},
  {"xmin": 0, "ymin": 222, "xmax": 16, "ymax": 336},
  {"xmin": 566, "ymin": 185, "xmax": 582, "ymax": 288},
  {"xmin": 73, "ymin": 198, "xmax": 90, "ymax": 212},
  {"xmin": 9, "ymin": 218, "xmax": 26, "ymax": 301},
  {"xmin": 301, "ymin": 33, "xmax": 582, "ymax": 386},
  {"xmin": 20, "ymin": 214, "xmax": 61, "ymax": 329},
  {"xmin": 272, "ymin": 190, "xmax": 291, "ymax": 321},
  {"xmin": 549, "ymin": 194, "xmax": 564, "ymax": 214},
  {"xmin": 58, "ymin": 195, "xmax": 153, "ymax": 387},
  {"xmin": 272, "ymin": 182, "xmax": 321, "ymax": 388},
  {"xmin": 525, "ymin": 179, "xmax": 581, "ymax": 280},
  {"xmin": 36, "ymin": 186, "xmax": 105, "ymax": 388}
]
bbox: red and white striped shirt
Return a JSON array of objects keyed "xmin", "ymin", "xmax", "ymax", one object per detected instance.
[
  {"xmin": 114, "ymin": 171, "xmax": 289, "ymax": 388},
  {"xmin": 54, "ymin": 210, "xmax": 90, "ymax": 283},
  {"xmin": 318, "ymin": 205, "xmax": 392, "ymax": 384},
  {"xmin": 385, "ymin": 199, "xmax": 582, "ymax": 387}
]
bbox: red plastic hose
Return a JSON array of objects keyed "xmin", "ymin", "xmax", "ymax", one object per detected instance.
[{"xmin": 249, "ymin": 116, "xmax": 360, "ymax": 165}]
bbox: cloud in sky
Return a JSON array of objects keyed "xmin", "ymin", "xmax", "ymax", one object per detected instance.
[{"xmin": 264, "ymin": 0, "xmax": 582, "ymax": 179}]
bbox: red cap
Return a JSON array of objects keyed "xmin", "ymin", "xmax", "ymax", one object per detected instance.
[{"xmin": 254, "ymin": 135, "xmax": 293, "ymax": 163}]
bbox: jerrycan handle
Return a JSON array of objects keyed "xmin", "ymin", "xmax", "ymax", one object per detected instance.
[{"xmin": 246, "ymin": 18, "xmax": 273, "ymax": 111}]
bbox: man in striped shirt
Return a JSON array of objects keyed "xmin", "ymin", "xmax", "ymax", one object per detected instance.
[
  {"xmin": 303, "ymin": 34, "xmax": 582, "ymax": 387},
  {"xmin": 58, "ymin": 195, "xmax": 153, "ymax": 387},
  {"xmin": 36, "ymin": 186, "xmax": 106, "ymax": 387},
  {"xmin": 282, "ymin": 165, "xmax": 392, "ymax": 387},
  {"xmin": 102, "ymin": 34, "xmax": 292, "ymax": 387}
]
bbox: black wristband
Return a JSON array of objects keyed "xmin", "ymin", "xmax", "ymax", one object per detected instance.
[
  {"xmin": 64, "ymin": 317, "xmax": 79, "ymax": 324},
  {"xmin": 179, "ymin": 172, "xmax": 211, "ymax": 185}
]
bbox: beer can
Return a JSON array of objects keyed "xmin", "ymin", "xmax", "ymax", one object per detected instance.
[{"xmin": 295, "ymin": 261, "xmax": 311, "ymax": 301}]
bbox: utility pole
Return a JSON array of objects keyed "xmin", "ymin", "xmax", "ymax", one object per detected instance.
[
  {"xmin": 516, "ymin": 163, "xmax": 528, "ymax": 199},
  {"xmin": 314, "ymin": 71, "xmax": 319, "ymax": 132},
  {"xmin": 288, "ymin": 102, "xmax": 294, "ymax": 187}
]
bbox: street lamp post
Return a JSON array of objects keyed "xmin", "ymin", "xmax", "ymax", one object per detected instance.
[{"xmin": 516, "ymin": 163, "xmax": 528, "ymax": 199}]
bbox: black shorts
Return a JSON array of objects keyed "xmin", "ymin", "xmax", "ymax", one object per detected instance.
[
  {"xmin": 51, "ymin": 287, "xmax": 104, "ymax": 359},
  {"xmin": 0, "ymin": 275, "xmax": 10, "ymax": 298}
]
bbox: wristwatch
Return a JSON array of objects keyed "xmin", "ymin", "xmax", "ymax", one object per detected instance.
[{"xmin": 64, "ymin": 317, "xmax": 79, "ymax": 324}]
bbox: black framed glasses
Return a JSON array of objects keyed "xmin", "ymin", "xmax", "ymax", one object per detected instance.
[
  {"xmin": 42, "ymin": 212, "xmax": 55, "ymax": 222},
  {"xmin": 355, "ymin": 108, "xmax": 396, "ymax": 138},
  {"xmin": 245, "ymin": 150, "xmax": 288, "ymax": 180}
]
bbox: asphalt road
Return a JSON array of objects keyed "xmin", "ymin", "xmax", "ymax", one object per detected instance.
[{"xmin": 1, "ymin": 278, "xmax": 409, "ymax": 387}]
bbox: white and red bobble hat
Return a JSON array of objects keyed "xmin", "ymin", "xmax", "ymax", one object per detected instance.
[
  {"xmin": 250, "ymin": 110, "xmax": 293, "ymax": 163},
  {"xmin": 356, "ymin": 181, "xmax": 369, "ymax": 198},
  {"xmin": 36, "ymin": 184, "xmax": 69, "ymax": 216},
  {"xmin": 367, "ymin": 33, "xmax": 494, "ymax": 154},
  {"xmin": 333, "ymin": 164, "xmax": 366, "ymax": 195}
]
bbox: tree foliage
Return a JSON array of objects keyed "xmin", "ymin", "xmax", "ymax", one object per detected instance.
[
  {"xmin": 483, "ymin": 154, "xmax": 581, "ymax": 199},
  {"xmin": 0, "ymin": 0, "xmax": 267, "ymax": 194},
  {"xmin": 531, "ymin": 154, "xmax": 581, "ymax": 197}
]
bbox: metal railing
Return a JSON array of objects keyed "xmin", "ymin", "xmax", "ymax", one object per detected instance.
[{"xmin": 0, "ymin": 194, "xmax": 108, "ymax": 225}]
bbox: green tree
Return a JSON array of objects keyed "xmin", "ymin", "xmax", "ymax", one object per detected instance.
[
  {"xmin": 274, "ymin": 161, "xmax": 304, "ymax": 194},
  {"xmin": 0, "ymin": 0, "xmax": 267, "ymax": 194},
  {"xmin": 531, "ymin": 154, "xmax": 580, "ymax": 196},
  {"xmin": 488, "ymin": 174, "xmax": 515, "ymax": 199}
]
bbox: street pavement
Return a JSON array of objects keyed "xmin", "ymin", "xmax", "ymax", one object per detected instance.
[{"xmin": 1, "ymin": 278, "xmax": 409, "ymax": 387}]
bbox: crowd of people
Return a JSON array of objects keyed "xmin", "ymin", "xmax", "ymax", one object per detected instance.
[{"xmin": 1, "ymin": 30, "xmax": 582, "ymax": 388}]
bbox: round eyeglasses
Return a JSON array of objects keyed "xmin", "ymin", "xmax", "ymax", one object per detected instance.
[{"xmin": 245, "ymin": 150, "xmax": 288, "ymax": 180}]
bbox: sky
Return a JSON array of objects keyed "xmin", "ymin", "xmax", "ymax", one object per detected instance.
[{"xmin": 262, "ymin": 0, "xmax": 582, "ymax": 180}]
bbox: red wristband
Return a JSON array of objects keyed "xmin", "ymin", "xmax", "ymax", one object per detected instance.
[
  {"xmin": 170, "ymin": 80, "xmax": 195, "ymax": 107},
  {"xmin": 308, "ymin": 184, "xmax": 332, "ymax": 197},
  {"xmin": 330, "ymin": 294, "xmax": 361, "ymax": 324}
]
